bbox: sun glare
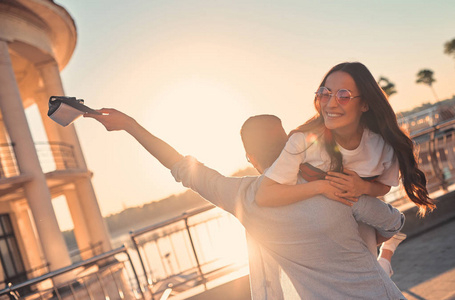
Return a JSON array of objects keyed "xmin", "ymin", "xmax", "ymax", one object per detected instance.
[{"xmin": 145, "ymin": 77, "xmax": 254, "ymax": 174}]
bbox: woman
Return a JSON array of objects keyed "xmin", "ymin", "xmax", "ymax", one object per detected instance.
[{"xmin": 256, "ymin": 61, "xmax": 435, "ymax": 216}]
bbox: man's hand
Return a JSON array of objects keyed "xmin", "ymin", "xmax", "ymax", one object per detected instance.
[
  {"xmin": 325, "ymin": 169, "xmax": 366, "ymax": 201},
  {"xmin": 84, "ymin": 108, "xmax": 136, "ymax": 132}
]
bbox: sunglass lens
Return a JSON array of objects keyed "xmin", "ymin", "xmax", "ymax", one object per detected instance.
[
  {"xmin": 337, "ymin": 89, "xmax": 352, "ymax": 105},
  {"xmin": 316, "ymin": 87, "xmax": 330, "ymax": 102}
]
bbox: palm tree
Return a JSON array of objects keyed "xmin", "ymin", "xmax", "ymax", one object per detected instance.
[
  {"xmin": 416, "ymin": 69, "xmax": 439, "ymax": 102},
  {"xmin": 377, "ymin": 77, "xmax": 397, "ymax": 97},
  {"xmin": 444, "ymin": 38, "xmax": 455, "ymax": 60}
]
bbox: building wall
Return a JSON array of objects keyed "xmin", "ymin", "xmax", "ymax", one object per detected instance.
[{"xmin": 0, "ymin": 0, "xmax": 111, "ymax": 287}]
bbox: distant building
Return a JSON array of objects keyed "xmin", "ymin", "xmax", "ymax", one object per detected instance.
[
  {"xmin": 0, "ymin": 0, "xmax": 111, "ymax": 288},
  {"xmin": 393, "ymin": 100, "xmax": 455, "ymax": 201},
  {"xmin": 398, "ymin": 102, "xmax": 455, "ymax": 135}
]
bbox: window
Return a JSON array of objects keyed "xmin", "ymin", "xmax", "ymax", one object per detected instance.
[{"xmin": 0, "ymin": 214, "xmax": 26, "ymax": 288}]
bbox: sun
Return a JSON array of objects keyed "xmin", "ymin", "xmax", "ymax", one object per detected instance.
[{"xmin": 144, "ymin": 77, "xmax": 254, "ymax": 175}]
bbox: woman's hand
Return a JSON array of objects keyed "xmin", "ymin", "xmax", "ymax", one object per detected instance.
[
  {"xmin": 84, "ymin": 108, "xmax": 136, "ymax": 132},
  {"xmin": 325, "ymin": 169, "xmax": 366, "ymax": 200},
  {"xmin": 318, "ymin": 180, "xmax": 358, "ymax": 206}
]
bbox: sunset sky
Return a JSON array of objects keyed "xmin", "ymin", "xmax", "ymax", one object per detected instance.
[{"xmin": 50, "ymin": 0, "xmax": 455, "ymax": 229}]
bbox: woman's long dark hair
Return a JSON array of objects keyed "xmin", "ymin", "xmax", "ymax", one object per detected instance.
[{"xmin": 292, "ymin": 62, "xmax": 435, "ymax": 216}]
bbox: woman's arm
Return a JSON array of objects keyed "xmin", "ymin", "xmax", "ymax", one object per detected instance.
[
  {"xmin": 364, "ymin": 181, "xmax": 391, "ymax": 198},
  {"xmin": 255, "ymin": 176, "xmax": 354, "ymax": 207},
  {"xmin": 257, "ymin": 132, "xmax": 354, "ymax": 207}
]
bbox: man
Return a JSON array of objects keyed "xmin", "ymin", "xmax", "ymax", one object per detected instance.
[{"xmin": 85, "ymin": 109, "xmax": 405, "ymax": 299}]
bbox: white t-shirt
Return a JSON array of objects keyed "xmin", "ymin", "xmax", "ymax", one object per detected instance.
[{"xmin": 266, "ymin": 128, "xmax": 399, "ymax": 187}]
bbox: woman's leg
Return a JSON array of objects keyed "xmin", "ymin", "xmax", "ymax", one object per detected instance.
[{"xmin": 378, "ymin": 232, "xmax": 407, "ymax": 277}]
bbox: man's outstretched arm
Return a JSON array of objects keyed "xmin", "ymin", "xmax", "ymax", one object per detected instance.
[
  {"xmin": 84, "ymin": 109, "xmax": 183, "ymax": 169},
  {"xmin": 84, "ymin": 108, "xmax": 247, "ymax": 212}
]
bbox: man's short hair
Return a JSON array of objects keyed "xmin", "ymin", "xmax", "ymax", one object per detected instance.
[{"xmin": 240, "ymin": 115, "xmax": 288, "ymax": 169}]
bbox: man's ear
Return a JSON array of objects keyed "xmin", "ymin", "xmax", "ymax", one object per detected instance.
[{"xmin": 246, "ymin": 153, "xmax": 254, "ymax": 164}]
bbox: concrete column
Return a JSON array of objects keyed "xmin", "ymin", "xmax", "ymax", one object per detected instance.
[
  {"xmin": 0, "ymin": 41, "xmax": 72, "ymax": 271},
  {"xmin": 36, "ymin": 60, "xmax": 112, "ymax": 253},
  {"xmin": 11, "ymin": 201, "xmax": 46, "ymax": 278},
  {"xmin": 63, "ymin": 189, "xmax": 92, "ymax": 260}
]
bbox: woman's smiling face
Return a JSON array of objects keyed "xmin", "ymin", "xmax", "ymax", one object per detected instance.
[{"xmin": 320, "ymin": 71, "xmax": 368, "ymax": 136}]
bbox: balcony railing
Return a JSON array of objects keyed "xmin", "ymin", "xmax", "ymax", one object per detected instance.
[
  {"xmin": 0, "ymin": 142, "xmax": 79, "ymax": 179},
  {"xmin": 35, "ymin": 141, "xmax": 78, "ymax": 172}
]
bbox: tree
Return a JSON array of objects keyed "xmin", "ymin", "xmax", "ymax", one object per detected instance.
[
  {"xmin": 377, "ymin": 77, "xmax": 397, "ymax": 97},
  {"xmin": 416, "ymin": 69, "xmax": 439, "ymax": 102},
  {"xmin": 444, "ymin": 38, "xmax": 455, "ymax": 60}
]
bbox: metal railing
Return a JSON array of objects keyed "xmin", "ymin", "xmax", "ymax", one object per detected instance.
[
  {"xmin": 35, "ymin": 141, "xmax": 78, "ymax": 172},
  {"xmin": 129, "ymin": 205, "xmax": 248, "ymax": 299},
  {"xmin": 0, "ymin": 245, "xmax": 143, "ymax": 300},
  {"xmin": 0, "ymin": 141, "xmax": 79, "ymax": 180},
  {"xmin": 0, "ymin": 263, "xmax": 51, "ymax": 291}
]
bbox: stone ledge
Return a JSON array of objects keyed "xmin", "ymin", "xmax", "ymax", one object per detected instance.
[{"xmin": 399, "ymin": 190, "xmax": 455, "ymax": 238}]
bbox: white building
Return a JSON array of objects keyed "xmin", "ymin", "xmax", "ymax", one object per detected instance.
[
  {"xmin": 398, "ymin": 103, "xmax": 455, "ymax": 135},
  {"xmin": 0, "ymin": 0, "xmax": 111, "ymax": 288}
]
